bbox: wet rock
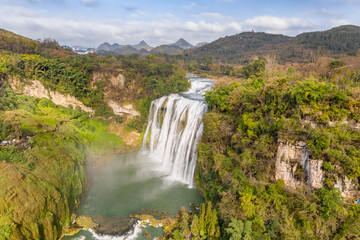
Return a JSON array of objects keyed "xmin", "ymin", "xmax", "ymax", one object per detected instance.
[
  {"xmin": 75, "ymin": 216, "xmax": 98, "ymax": 229},
  {"xmin": 142, "ymin": 229, "xmax": 151, "ymax": 239},
  {"xmin": 92, "ymin": 215, "xmax": 137, "ymax": 236}
]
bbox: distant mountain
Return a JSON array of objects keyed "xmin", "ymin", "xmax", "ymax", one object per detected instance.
[
  {"xmin": 195, "ymin": 42, "xmax": 208, "ymax": 48},
  {"xmin": 132, "ymin": 40, "xmax": 153, "ymax": 51},
  {"xmin": 96, "ymin": 42, "xmax": 111, "ymax": 51},
  {"xmin": 97, "ymin": 45, "xmax": 139, "ymax": 56},
  {"xmin": 150, "ymin": 45, "xmax": 183, "ymax": 55},
  {"xmin": 172, "ymin": 38, "xmax": 193, "ymax": 49},
  {"xmin": 112, "ymin": 46, "xmax": 139, "ymax": 55},
  {"xmin": 186, "ymin": 25, "xmax": 360, "ymax": 63},
  {"xmin": 97, "ymin": 40, "xmax": 152, "ymax": 53},
  {"xmin": 97, "ymin": 42, "xmax": 124, "ymax": 51},
  {"xmin": 138, "ymin": 48, "xmax": 151, "ymax": 55},
  {"xmin": 96, "ymin": 39, "xmax": 191, "ymax": 56}
]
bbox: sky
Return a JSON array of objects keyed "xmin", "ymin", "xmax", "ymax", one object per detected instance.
[{"xmin": 1, "ymin": 0, "xmax": 360, "ymax": 48}]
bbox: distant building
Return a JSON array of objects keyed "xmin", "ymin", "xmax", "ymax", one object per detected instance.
[{"xmin": 71, "ymin": 46, "xmax": 95, "ymax": 55}]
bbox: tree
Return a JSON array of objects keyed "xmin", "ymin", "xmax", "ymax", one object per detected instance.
[
  {"xmin": 191, "ymin": 215, "xmax": 200, "ymax": 238},
  {"xmin": 226, "ymin": 219, "xmax": 252, "ymax": 240},
  {"xmin": 241, "ymin": 57, "xmax": 267, "ymax": 78}
]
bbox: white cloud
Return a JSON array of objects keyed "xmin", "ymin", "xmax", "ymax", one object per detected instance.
[
  {"xmin": 3, "ymin": 5, "xmax": 351, "ymax": 48},
  {"xmin": 0, "ymin": 5, "xmax": 246, "ymax": 47},
  {"xmin": 244, "ymin": 16, "xmax": 314, "ymax": 34}
]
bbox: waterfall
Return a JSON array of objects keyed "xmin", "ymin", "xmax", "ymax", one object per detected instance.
[{"xmin": 141, "ymin": 76, "xmax": 214, "ymax": 186}]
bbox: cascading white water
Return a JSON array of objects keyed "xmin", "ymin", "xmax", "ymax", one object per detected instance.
[{"xmin": 141, "ymin": 76, "xmax": 214, "ymax": 186}]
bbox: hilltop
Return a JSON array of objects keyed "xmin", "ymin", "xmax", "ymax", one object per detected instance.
[
  {"xmin": 186, "ymin": 25, "xmax": 360, "ymax": 63},
  {"xmin": 95, "ymin": 25, "xmax": 360, "ymax": 62},
  {"xmin": 96, "ymin": 38, "xmax": 195, "ymax": 56},
  {"xmin": 171, "ymin": 38, "xmax": 193, "ymax": 49},
  {"xmin": 0, "ymin": 28, "xmax": 72, "ymax": 56}
]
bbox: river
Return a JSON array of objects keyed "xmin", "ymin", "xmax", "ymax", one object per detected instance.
[{"xmin": 63, "ymin": 75, "xmax": 214, "ymax": 240}]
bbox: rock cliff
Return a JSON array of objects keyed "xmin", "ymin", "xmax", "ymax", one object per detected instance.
[
  {"xmin": 107, "ymin": 100, "xmax": 140, "ymax": 117},
  {"xmin": 275, "ymin": 140, "xmax": 358, "ymax": 199},
  {"xmin": 91, "ymin": 71, "xmax": 140, "ymax": 118},
  {"xmin": 8, "ymin": 77, "xmax": 94, "ymax": 113}
]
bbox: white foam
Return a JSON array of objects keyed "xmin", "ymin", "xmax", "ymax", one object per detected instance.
[
  {"xmin": 85, "ymin": 220, "xmax": 146, "ymax": 240},
  {"xmin": 140, "ymin": 76, "xmax": 214, "ymax": 186}
]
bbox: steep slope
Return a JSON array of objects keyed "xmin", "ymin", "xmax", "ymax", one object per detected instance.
[
  {"xmin": 165, "ymin": 59, "xmax": 360, "ymax": 239},
  {"xmin": 296, "ymin": 25, "xmax": 360, "ymax": 55},
  {"xmin": 0, "ymin": 28, "xmax": 41, "ymax": 54},
  {"xmin": 186, "ymin": 31, "xmax": 292, "ymax": 63},
  {"xmin": 186, "ymin": 25, "xmax": 360, "ymax": 63},
  {"xmin": 0, "ymin": 29, "xmax": 71, "ymax": 55},
  {"xmin": 0, "ymin": 76, "xmax": 125, "ymax": 239}
]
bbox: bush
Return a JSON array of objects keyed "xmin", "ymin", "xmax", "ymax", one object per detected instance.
[
  {"xmin": 241, "ymin": 57, "xmax": 267, "ymax": 78},
  {"xmin": 127, "ymin": 118, "xmax": 143, "ymax": 133}
]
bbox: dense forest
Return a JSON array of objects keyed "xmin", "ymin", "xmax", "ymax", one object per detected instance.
[{"xmin": 165, "ymin": 56, "xmax": 360, "ymax": 239}]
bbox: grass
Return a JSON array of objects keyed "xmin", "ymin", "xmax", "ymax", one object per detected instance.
[{"xmin": 0, "ymin": 92, "xmax": 126, "ymax": 239}]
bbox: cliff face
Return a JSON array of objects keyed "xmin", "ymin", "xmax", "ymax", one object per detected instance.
[
  {"xmin": 91, "ymin": 71, "xmax": 140, "ymax": 118},
  {"xmin": 49, "ymin": 91, "xmax": 93, "ymax": 113},
  {"xmin": 91, "ymin": 72, "xmax": 125, "ymax": 89},
  {"xmin": 107, "ymin": 100, "xmax": 140, "ymax": 117},
  {"xmin": 275, "ymin": 140, "xmax": 358, "ymax": 199},
  {"xmin": 9, "ymin": 73, "xmax": 141, "ymax": 117},
  {"xmin": 0, "ymin": 157, "xmax": 86, "ymax": 240},
  {"xmin": 8, "ymin": 77, "xmax": 94, "ymax": 113}
]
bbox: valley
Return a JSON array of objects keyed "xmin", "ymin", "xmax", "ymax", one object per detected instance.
[{"xmin": 1, "ymin": 23, "xmax": 360, "ymax": 240}]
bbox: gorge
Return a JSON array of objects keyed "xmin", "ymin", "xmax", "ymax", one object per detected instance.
[{"xmin": 64, "ymin": 76, "xmax": 214, "ymax": 239}]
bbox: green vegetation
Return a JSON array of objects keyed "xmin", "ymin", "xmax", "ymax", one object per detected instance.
[
  {"xmin": 120, "ymin": 55, "xmax": 189, "ymax": 123},
  {"xmin": 2, "ymin": 26, "xmax": 360, "ymax": 240},
  {"xmin": 164, "ymin": 202, "xmax": 221, "ymax": 240},
  {"xmin": 0, "ymin": 28, "xmax": 73, "ymax": 55},
  {"xmin": 0, "ymin": 34, "xmax": 190, "ymax": 239},
  {"xmin": 0, "ymin": 53, "xmax": 114, "ymax": 117},
  {"xmin": 0, "ymin": 75, "xmax": 124, "ymax": 239},
  {"xmin": 189, "ymin": 59, "xmax": 360, "ymax": 239},
  {"xmin": 0, "ymin": 51, "xmax": 189, "ymax": 123},
  {"xmin": 297, "ymin": 25, "xmax": 360, "ymax": 55},
  {"xmin": 186, "ymin": 31, "xmax": 290, "ymax": 64},
  {"xmin": 186, "ymin": 25, "xmax": 360, "ymax": 64},
  {"xmin": 241, "ymin": 57, "xmax": 267, "ymax": 78}
]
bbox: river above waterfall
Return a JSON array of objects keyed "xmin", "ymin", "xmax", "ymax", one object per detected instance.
[{"xmin": 64, "ymin": 76, "xmax": 214, "ymax": 240}]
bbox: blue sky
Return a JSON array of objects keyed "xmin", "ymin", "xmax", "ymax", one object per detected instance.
[{"xmin": 1, "ymin": 0, "xmax": 359, "ymax": 47}]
